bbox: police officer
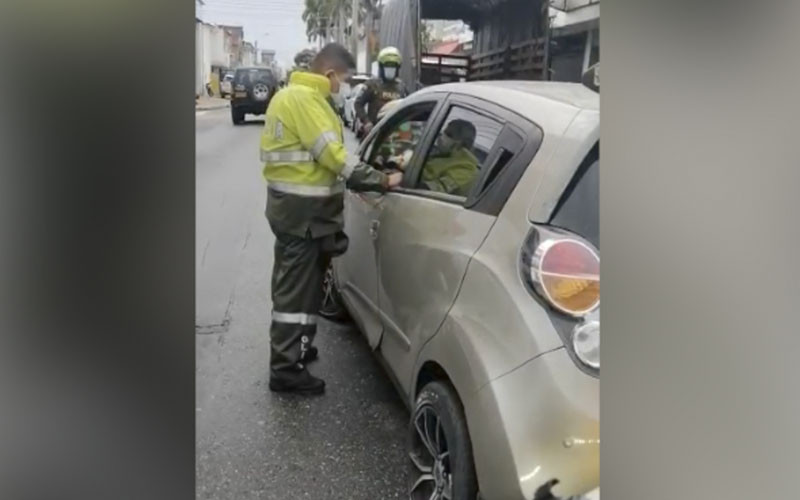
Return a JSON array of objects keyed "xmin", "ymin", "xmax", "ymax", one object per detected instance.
[
  {"xmin": 355, "ymin": 46, "xmax": 408, "ymax": 135},
  {"xmin": 261, "ymin": 43, "xmax": 402, "ymax": 395}
]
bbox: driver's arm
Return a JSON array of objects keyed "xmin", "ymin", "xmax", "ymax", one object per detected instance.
[{"xmin": 421, "ymin": 161, "xmax": 478, "ymax": 197}]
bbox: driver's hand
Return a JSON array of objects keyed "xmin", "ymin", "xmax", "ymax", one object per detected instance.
[
  {"xmin": 363, "ymin": 121, "xmax": 374, "ymax": 134},
  {"xmin": 387, "ymin": 154, "xmax": 404, "ymax": 170},
  {"xmin": 386, "ymin": 172, "xmax": 403, "ymax": 189}
]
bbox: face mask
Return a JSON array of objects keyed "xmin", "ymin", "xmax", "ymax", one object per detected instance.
[
  {"xmin": 329, "ymin": 72, "xmax": 349, "ymax": 106},
  {"xmin": 383, "ymin": 66, "xmax": 398, "ymax": 80},
  {"xmin": 435, "ymin": 133, "xmax": 457, "ymax": 154}
]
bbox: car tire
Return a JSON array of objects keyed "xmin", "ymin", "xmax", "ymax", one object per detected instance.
[
  {"xmin": 231, "ymin": 108, "xmax": 244, "ymax": 125},
  {"xmin": 408, "ymin": 380, "xmax": 478, "ymax": 500},
  {"xmin": 319, "ymin": 263, "xmax": 351, "ymax": 323}
]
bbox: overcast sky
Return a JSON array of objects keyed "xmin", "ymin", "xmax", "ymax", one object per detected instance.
[{"xmin": 197, "ymin": 0, "xmax": 315, "ymax": 70}]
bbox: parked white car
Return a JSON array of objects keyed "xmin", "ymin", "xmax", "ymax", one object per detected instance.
[{"xmin": 220, "ymin": 72, "xmax": 234, "ymax": 98}]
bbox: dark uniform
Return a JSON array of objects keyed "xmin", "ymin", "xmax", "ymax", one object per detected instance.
[{"xmin": 355, "ymin": 77, "xmax": 408, "ymax": 126}]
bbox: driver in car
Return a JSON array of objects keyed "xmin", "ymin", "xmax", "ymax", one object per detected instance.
[{"xmin": 417, "ymin": 119, "xmax": 479, "ymax": 197}]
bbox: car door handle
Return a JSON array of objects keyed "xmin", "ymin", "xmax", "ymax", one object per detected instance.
[{"xmin": 369, "ymin": 220, "xmax": 380, "ymax": 240}]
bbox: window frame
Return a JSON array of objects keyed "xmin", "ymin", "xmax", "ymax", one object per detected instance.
[
  {"xmin": 396, "ymin": 93, "xmax": 544, "ymax": 214},
  {"xmin": 400, "ymin": 99, "xmax": 507, "ymax": 206},
  {"xmin": 450, "ymin": 94, "xmax": 544, "ymax": 215},
  {"xmin": 548, "ymin": 142, "xmax": 599, "ymax": 248},
  {"xmin": 357, "ymin": 92, "xmax": 448, "ymax": 169}
]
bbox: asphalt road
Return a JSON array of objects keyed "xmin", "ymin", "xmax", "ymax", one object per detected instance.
[{"xmin": 195, "ymin": 108, "xmax": 408, "ymax": 500}]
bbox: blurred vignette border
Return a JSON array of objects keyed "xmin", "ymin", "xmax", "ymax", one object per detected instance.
[{"xmin": 0, "ymin": 1, "xmax": 195, "ymax": 499}]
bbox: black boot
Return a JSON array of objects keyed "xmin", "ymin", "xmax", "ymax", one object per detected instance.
[
  {"xmin": 269, "ymin": 367, "xmax": 325, "ymax": 395},
  {"xmin": 304, "ymin": 346, "xmax": 319, "ymax": 362}
]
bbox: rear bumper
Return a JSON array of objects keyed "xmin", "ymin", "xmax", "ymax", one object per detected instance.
[
  {"xmin": 231, "ymin": 100, "xmax": 268, "ymax": 114},
  {"xmin": 478, "ymin": 489, "xmax": 598, "ymax": 500},
  {"xmin": 467, "ymin": 348, "xmax": 599, "ymax": 500}
]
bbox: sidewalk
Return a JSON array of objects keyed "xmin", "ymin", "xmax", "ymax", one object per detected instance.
[{"xmin": 196, "ymin": 96, "xmax": 230, "ymax": 111}]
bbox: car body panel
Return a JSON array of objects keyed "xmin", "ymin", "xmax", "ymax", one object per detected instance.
[
  {"xmin": 339, "ymin": 191, "xmax": 384, "ymax": 348},
  {"xmin": 335, "ymin": 80, "xmax": 600, "ymax": 500},
  {"xmin": 527, "ymin": 108, "xmax": 600, "ymax": 223},
  {"xmin": 376, "ymin": 192, "xmax": 495, "ymax": 397},
  {"xmin": 339, "ymin": 92, "xmax": 450, "ymax": 350},
  {"xmin": 468, "ymin": 347, "xmax": 599, "ymax": 499}
]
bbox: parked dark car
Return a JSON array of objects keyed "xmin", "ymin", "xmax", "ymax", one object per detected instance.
[{"xmin": 231, "ymin": 67, "xmax": 278, "ymax": 125}]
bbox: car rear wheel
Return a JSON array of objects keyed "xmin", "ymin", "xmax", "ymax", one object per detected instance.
[
  {"xmin": 231, "ymin": 107, "xmax": 244, "ymax": 125},
  {"xmin": 319, "ymin": 263, "xmax": 350, "ymax": 323},
  {"xmin": 409, "ymin": 381, "xmax": 478, "ymax": 500}
]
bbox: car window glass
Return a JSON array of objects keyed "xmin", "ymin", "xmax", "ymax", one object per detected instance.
[
  {"xmin": 550, "ymin": 155, "xmax": 599, "ymax": 248},
  {"xmin": 415, "ymin": 106, "xmax": 504, "ymax": 199},
  {"xmin": 367, "ymin": 103, "xmax": 433, "ymax": 172}
]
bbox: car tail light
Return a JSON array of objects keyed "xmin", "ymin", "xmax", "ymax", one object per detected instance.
[
  {"xmin": 572, "ymin": 320, "xmax": 600, "ymax": 369},
  {"xmin": 529, "ymin": 238, "xmax": 599, "ymax": 317}
]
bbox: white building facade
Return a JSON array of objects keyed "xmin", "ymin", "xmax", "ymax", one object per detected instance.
[{"xmin": 196, "ymin": 19, "xmax": 229, "ymax": 96}]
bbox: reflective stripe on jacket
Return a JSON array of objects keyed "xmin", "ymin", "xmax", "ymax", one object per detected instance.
[
  {"xmin": 261, "ymin": 71, "xmax": 359, "ymax": 189},
  {"xmin": 260, "ymin": 71, "xmax": 388, "ymax": 238}
]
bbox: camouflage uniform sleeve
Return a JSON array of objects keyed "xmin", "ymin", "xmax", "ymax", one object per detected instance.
[
  {"xmin": 355, "ymin": 82, "xmax": 373, "ymax": 123},
  {"xmin": 346, "ymin": 162, "xmax": 389, "ymax": 193}
]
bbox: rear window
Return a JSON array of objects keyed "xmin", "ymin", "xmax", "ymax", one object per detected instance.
[
  {"xmin": 550, "ymin": 148, "xmax": 598, "ymax": 248},
  {"xmin": 235, "ymin": 69, "xmax": 274, "ymax": 85}
]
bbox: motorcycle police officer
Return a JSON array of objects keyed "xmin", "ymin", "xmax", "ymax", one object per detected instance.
[
  {"xmin": 260, "ymin": 43, "xmax": 402, "ymax": 394},
  {"xmin": 355, "ymin": 46, "xmax": 408, "ymax": 135}
]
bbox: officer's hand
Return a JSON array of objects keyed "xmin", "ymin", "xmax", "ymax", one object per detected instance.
[
  {"xmin": 386, "ymin": 172, "xmax": 403, "ymax": 189},
  {"xmin": 363, "ymin": 122, "xmax": 374, "ymax": 134}
]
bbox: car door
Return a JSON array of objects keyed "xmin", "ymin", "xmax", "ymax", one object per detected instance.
[
  {"xmin": 337, "ymin": 95, "xmax": 446, "ymax": 349},
  {"xmin": 375, "ymin": 94, "xmax": 540, "ymax": 396}
]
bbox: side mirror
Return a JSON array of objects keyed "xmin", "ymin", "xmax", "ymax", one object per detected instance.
[{"xmin": 581, "ymin": 63, "xmax": 599, "ymax": 92}]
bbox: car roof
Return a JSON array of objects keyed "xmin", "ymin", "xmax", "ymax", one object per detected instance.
[{"xmin": 417, "ymin": 80, "xmax": 598, "ymax": 112}]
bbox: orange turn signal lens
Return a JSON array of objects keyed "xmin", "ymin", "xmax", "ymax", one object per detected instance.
[{"xmin": 532, "ymin": 239, "xmax": 599, "ymax": 316}]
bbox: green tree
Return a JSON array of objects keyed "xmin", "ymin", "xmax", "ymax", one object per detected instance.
[
  {"xmin": 303, "ymin": 0, "xmax": 372, "ymax": 45},
  {"xmin": 420, "ymin": 20, "xmax": 434, "ymax": 52}
]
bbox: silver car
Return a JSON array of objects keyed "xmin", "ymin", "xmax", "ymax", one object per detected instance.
[{"xmin": 322, "ymin": 81, "xmax": 599, "ymax": 500}]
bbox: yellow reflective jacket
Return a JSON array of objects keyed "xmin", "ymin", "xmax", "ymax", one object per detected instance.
[
  {"xmin": 261, "ymin": 71, "xmax": 352, "ymax": 188},
  {"xmin": 260, "ymin": 71, "xmax": 387, "ymax": 237},
  {"xmin": 420, "ymin": 147, "xmax": 480, "ymax": 197}
]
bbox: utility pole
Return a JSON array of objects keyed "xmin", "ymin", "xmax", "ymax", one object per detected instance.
[
  {"xmin": 338, "ymin": 7, "xmax": 346, "ymax": 45},
  {"xmin": 351, "ymin": 0, "xmax": 359, "ymax": 61},
  {"xmin": 364, "ymin": 1, "xmax": 375, "ymax": 75}
]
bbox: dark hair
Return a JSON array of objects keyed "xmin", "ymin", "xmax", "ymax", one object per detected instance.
[{"xmin": 311, "ymin": 43, "xmax": 356, "ymax": 73}]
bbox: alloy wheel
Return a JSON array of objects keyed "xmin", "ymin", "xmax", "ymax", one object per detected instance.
[
  {"xmin": 320, "ymin": 266, "xmax": 336, "ymax": 313},
  {"xmin": 409, "ymin": 405, "xmax": 453, "ymax": 500}
]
